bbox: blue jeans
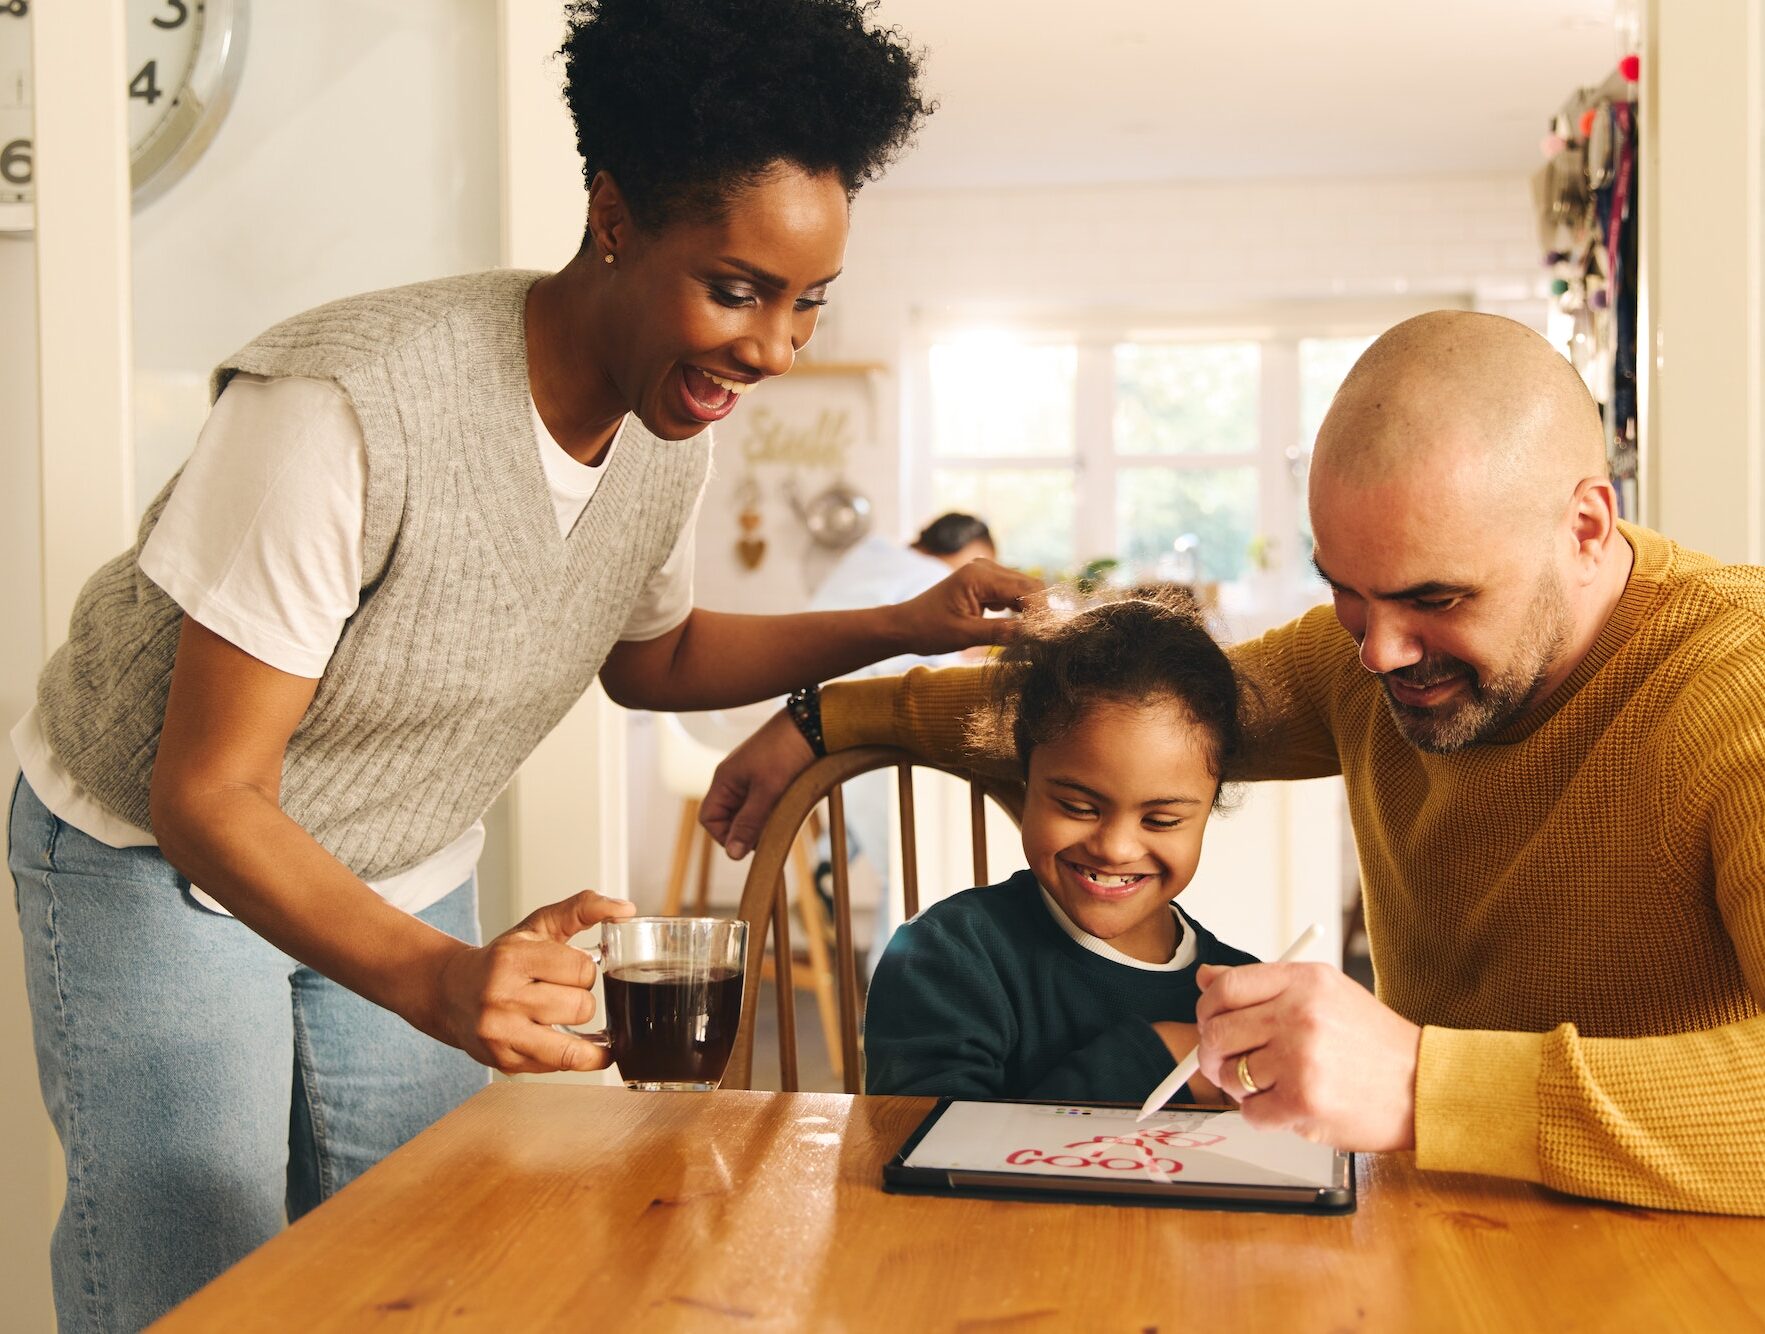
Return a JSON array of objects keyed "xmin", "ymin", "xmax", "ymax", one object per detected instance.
[{"xmin": 8, "ymin": 776, "xmax": 489, "ymax": 1333}]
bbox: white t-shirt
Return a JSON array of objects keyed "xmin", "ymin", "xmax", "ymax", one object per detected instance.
[{"xmin": 11, "ymin": 374, "xmax": 702, "ymax": 915}]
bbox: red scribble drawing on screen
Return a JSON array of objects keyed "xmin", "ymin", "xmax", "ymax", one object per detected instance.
[
  {"xmin": 1112, "ymin": 1128, "xmax": 1226, "ymax": 1151},
  {"xmin": 1066, "ymin": 1130, "xmax": 1224, "ymax": 1153},
  {"xmin": 1000, "ymin": 1114, "xmax": 1235, "ymax": 1180},
  {"xmin": 1004, "ymin": 1146, "xmax": 1184, "ymax": 1174}
]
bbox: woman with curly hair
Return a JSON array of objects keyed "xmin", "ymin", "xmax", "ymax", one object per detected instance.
[{"xmin": 8, "ymin": 3, "xmax": 1033, "ymax": 1327}]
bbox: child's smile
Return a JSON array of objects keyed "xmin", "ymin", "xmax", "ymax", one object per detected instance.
[
  {"xmin": 1061, "ymin": 860, "xmax": 1156, "ymax": 898},
  {"xmin": 1021, "ymin": 696, "xmax": 1220, "ymax": 964}
]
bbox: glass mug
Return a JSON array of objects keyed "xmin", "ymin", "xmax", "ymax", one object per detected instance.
[{"xmin": 583, "ymin": 917, "xmax": 749, "ymax": 1091}]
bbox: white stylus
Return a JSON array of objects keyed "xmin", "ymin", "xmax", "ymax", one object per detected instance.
[{"xmin": 1134, "ymin": 921, "xmax": 1323, "ymax": 1123}]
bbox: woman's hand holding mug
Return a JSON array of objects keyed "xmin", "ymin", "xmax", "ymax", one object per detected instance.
[{"xmin": 426, "ymin": 890, "xmax": 635, "ymax": 1075}]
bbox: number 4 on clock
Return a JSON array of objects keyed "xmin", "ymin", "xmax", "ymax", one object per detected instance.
[{"xmin": 129, "ymin": 60, "xmax": 162, "ymax": 106}]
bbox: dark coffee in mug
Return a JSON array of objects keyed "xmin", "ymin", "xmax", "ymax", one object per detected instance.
[
  {"xmin": 591, "ymin": 917, "xmax": 748, "ymax": 1090},
  {"xmin": 604, "ymin": 963, "xmax": 743, "ymax": 1087}
]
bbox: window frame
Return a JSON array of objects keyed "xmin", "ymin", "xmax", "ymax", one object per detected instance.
[{"xmin": 907, "ymin": 297, "xmax": 1469, "ymax": 587}]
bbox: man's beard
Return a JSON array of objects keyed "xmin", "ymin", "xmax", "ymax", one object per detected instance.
[{"xmin": 1378, "ymin": 572, "xmax": 1571, "ymax": 755}]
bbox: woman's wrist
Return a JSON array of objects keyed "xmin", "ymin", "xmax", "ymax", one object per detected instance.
[
  {"xmin": 392, "ymin": 932, "xmax": 477, "ymax": 1043},
  {"xmin": 879, "ymin": 598, "xmax": 921, "ymax": 656}
]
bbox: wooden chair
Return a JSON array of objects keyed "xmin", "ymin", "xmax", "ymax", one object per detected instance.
[
  {"xmin": 722, "ymin": 746, "xmax": 1025, "ymax": 1093},
  {"xmin": 763, "ymin": 810, "xmax": 845, "ymax": 1081}
]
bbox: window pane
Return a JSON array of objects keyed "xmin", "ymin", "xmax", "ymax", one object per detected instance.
[
  {"xmin": 1296, "ymin": 336, "xmax": 1376, "ymax": 564},
  {"xmin": 1299, "ymin": 336, "xmax": 1375, "ymax": 448},
  {"xmin": 929, "ymin": 340, "xmax": 1076, "ymax": 459},
  {"xmin": 932, "ymin": 467, "xmax": 1073, "ymax": 575},
  {"xmin": 1116, "ymin": 466, "xmax": 1258, "ymax": 583},
  {"xmin": 1114, "ymin": 343, "xmax": 1259, "ymax": 457}
]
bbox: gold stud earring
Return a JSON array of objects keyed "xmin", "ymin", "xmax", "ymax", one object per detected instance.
[{"xmin": 603, "ymin": 253, "xmax": 615, "ymax": 265}]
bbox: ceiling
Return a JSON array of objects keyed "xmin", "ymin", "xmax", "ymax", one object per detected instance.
[{"xmin": 867, "ymin": 0, "xmax": 1628, "ymax": 190}]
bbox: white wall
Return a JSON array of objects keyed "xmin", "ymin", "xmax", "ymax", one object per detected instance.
[
  {"xmin": 1, "ymin": 3, "xmax": 501, "ymax": 1323},
  {"xmin": 1639, "ymin": 0, "xmax": 1765, "ymax": 562}
]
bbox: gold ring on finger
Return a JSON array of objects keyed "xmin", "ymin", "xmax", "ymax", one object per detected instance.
[{"xmin": 1237, "ymin": 1052, "xmax": 1261, "ymax": 1096}]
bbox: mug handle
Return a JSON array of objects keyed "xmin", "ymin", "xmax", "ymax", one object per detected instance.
[{"xmin": 558, "ymin": 941, "xmax": 613, "ymax": 1048}]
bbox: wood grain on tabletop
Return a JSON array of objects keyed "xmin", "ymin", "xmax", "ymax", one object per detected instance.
[{"xmin": 154, "ymin": 1084, "xmax": 1765, "ymax": 1332}]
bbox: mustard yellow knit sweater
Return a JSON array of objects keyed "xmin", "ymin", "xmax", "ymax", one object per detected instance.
[{"xmin": 825, "ymin": 523, "xmax": 1765, "ymax": 1215}]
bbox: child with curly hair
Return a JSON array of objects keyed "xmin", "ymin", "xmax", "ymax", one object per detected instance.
[{"xmin": 864, "ymin": 590, "xmax": 1259, "ymax": 1103}]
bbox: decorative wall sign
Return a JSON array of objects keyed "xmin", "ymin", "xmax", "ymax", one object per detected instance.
[
  {"xmin": 739, "ymin": 405, "xmax": 855, "ymax": 471},
  {"xmin": 694, "ymin": 364, "xmax": 885, "ymax": 614}
]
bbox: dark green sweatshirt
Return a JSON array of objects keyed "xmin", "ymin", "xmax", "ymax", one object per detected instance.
[{"xmin": 863, "ymin": 870, "xmax": 1259, "ymax": 1103}]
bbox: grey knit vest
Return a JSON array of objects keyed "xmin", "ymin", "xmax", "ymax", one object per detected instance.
[{"xmin": 36, "ymin": 269, "xmax": 710, "ymax": 879}]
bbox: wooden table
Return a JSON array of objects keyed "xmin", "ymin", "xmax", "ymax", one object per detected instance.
[{"xmin": 157, "ymin": 1084, "xmax": 1765, "ymax": 1332}]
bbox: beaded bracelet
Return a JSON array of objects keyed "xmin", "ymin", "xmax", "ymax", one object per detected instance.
[{"xmin": 785, "ymin": 684, "xmax": 827, "ymax": 757}]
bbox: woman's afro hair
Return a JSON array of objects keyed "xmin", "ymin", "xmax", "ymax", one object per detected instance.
[{"xmin": 561, "ymin": 0, "xmax": 935, "ymax": 228}]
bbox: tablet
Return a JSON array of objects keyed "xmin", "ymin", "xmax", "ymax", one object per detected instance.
[{"xmin": 884, "ymin": 1099, "xmax": 1355, "ymax": 1214}]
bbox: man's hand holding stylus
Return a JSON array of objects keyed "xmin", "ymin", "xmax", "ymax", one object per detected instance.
[{"xmin": 1194, "ymin": 959, "xmax": 1422, "ymax": 1152}]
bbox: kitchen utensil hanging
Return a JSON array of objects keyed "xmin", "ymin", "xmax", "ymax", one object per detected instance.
[{"xmin": 787, "ymin": 476, "xmax": 873, "ymax": 551}]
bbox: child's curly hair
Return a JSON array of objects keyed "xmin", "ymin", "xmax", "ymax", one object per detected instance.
[
  {"xmin": 970, "ymin": 587, "xmax": 1247, "ymax": 809},
  {"xmin": 561, "ymin": 0, "xmax": 934, "ymax": 230}
]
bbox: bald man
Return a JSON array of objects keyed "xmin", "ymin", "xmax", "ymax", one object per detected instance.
[{"xmin": 702, "ymin": 311, "xmax": 1765, "ymax": 1216}]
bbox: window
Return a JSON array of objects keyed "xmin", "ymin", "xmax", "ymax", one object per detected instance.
[
  {"xmin": 1113, "ymin": 342, "xmax": 1260, "ymax": 583},
  {"xmin": 1296, "ymin": 334, "xmax": 1377, "ymax": 560},
  {"xmin": 918, "ymin": 320, "xmax": 1391, "ymax": 607},
  {"xmin": 925, "ymin": 340, "xmax": 1076, "ymax": 574}
]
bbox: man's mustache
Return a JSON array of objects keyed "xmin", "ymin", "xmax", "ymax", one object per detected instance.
[{"xmin": 1383, "ymin": 657, "xmax": 1476, "ymax": 691}]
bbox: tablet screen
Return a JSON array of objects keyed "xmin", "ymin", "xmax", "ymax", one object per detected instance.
[{"xmin": 901, "ymin": 1102, "xmax": 1339, "ymax": 1190}]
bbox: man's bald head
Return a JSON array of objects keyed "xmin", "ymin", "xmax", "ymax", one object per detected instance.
[
  {"xmin": 1305, "ymin": 310, "xmax": 1634, "ymax": 756},
  {"xmin": 1313, "ymin": 311, "xmax": 1606, "ymax": 519}
]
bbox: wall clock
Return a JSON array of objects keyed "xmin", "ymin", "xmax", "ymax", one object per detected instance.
[{"xmin": 0, "ymin": 0, "xmax": 249, "ymax": 234}]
